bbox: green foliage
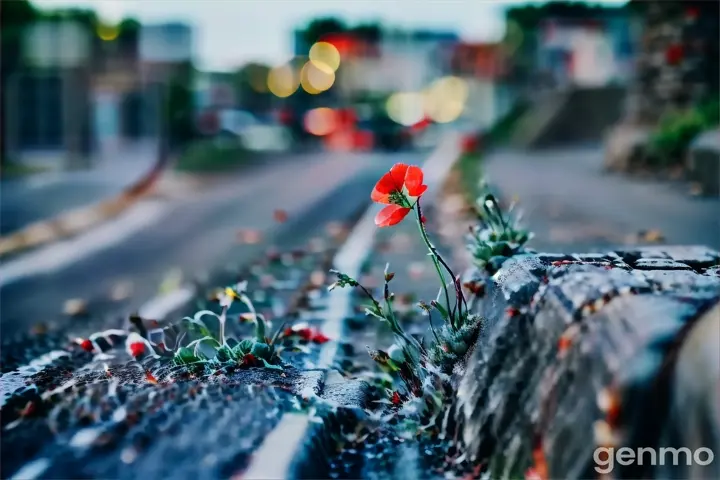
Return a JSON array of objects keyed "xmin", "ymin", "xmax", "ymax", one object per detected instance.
[
  {"xmin": 175, "ymin": 139, "xmax": 252, "ymax": 172},
  {"xmin": 647, "ymin": 97, "xmax": 720, "ymax": 166},
  {"xmin": 468, "ymin": 184, "xmax": 533, "ymax": 275},
  {"xmin": 165, "ymin": 61, "xmax": 197, "ymax": 149}
]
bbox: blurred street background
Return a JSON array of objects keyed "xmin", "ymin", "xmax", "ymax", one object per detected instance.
[{"xmin": 1, "ymin": 0, "xmax": 719, "ymax": 334}]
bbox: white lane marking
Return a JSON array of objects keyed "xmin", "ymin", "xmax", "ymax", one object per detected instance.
[
  {"xmin": 242, "ymin": 414, "xmax": 310, "ymax": 480},
  {"xmin": 138, "ymin": 285, "xmax": 196, "ymax": 320},
  {"xmin": 9, "ymin": 457, "xmax": 51, "ymax": 480},
  {"xmin": 243, "ymin": 133, "xmax": 462, "ymax": 479},
  {"xmin": 0, "ymin": 200, "xmax": 169, "ymax": 288}
]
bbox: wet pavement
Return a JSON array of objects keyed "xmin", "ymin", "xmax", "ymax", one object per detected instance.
[
  {"xmin": 483, "ymin": 146, "xmax": 720, "ymax": 252},
  {"xmin": 1, "ymin": 142, "xmax": 159, "ymax": 236},
  {"xmin": 0, "ymin": 150, "xmax": 409, "ymax": 341}
]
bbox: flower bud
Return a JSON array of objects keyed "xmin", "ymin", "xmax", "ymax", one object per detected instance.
[{"xmin": 387, "ymin": 344, "xmax": 406, "ymax": 364}]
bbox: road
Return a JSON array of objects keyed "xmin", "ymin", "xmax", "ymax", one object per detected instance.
[
  {"xmin": 0, "ymin": 150, "xmax": 407, "ymax": 341},
  {"xmin": 0, "ymin": 142, "xmax": 157, "ymax": 235},
  {"xmin": 483, "ymin": 146, "xmax": 720, "ymax": 252}
]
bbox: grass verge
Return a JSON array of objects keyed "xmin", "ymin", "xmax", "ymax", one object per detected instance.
[
  {"xmin": 175, "ymin": 139, "xmax": 255, "ymax": 173},
  {"xmin": 0, "ymin": 161, "xmax": 51, "ymax": 179}
]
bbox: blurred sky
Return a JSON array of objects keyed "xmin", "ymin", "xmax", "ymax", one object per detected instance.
[{"xmin": 32, "ymin": 0, "xmax": 628, "ymax": 72}]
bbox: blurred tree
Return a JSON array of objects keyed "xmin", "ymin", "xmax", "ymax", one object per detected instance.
[
  {"xmin": 165, "ymin": 61, "xmax": 197, "ymax": 150},
  {"xmin": 303, "ymin": 17, "xmax": 346, "ymax": 46},
  {"xmin": 0, "ymin": 0, "xmax": 40, "ymax": 163},
  {"xmin": 233, "ymin": 63, "xmax": 273, "ymax": 115},
  {"xmin": 350, "ymin": 23, "xmax": 382, "ymax": 42}
]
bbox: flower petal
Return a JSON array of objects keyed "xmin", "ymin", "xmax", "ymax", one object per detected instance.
[
  {"xmin": 370, "ymin": 186, "xmax": 392, "ymax": 204},
  {"xmin": 403, "ymin": 165, "xmax": 425, "ymax": 196},
  {"xmin": 388, "ymin": 163, "xmax": 409, "ymax": 189},
  {"xmin": 375, "ymin": 204, "xmax": 411, "ymax": 227},
  {"xmin": 371, "ymin": 163, "xmax": 410, "ymax": 203}
]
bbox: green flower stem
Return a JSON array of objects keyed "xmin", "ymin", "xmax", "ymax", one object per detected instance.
[
  {"xmin": 414, "ymin": 200, "xmax": 456, "ymax": 329},
  {"xmin": 255, "ymin": 317, "xmax": 266, "ymax": 342}
]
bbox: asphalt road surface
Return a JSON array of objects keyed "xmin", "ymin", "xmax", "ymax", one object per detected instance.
[
  {"xmin": 0, "ymin": 142, "xmax": 157, "ymax": 235},
  {"xmin": 0, "ymin": 150, "xmax": 411, "ymax": 340},
  {"xmin": 483, "ymin": 146, "xmax": 720, "ymax": 252}
]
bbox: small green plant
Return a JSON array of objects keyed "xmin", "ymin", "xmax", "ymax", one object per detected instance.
[
  {"xmin": 118, "ymin": 281, "xmax": 330, "ymax": 374},
  {"xmin": 467, "ymin": 179, "xmax": 533, "ymax": 275},
  {"xmin": 647, "ymin": 96, "xmax": 720, "ymax": 166},
  {"xmin": 330, "ymin": 163, "xmax": 483, "ymax": 426}
]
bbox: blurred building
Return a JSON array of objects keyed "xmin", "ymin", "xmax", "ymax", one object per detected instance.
[
  {"xmin": 450, "ymin": 42, "xmax": 512, "ymax": 130},
  {"xmin": 623, "ymin": 0, "xmax": 719, "ymax": 124},
  {"xmin": 4, "ymin": 16, "xmax": 195, "ymax": 166},
  {"xmin": 138, "ymin": 23, "xmax": 194, "ymax": 142},
  {"xmin": 337, "ymin": 29, "xmax": 458, "ymax": 97},
  {"xmin": 503, "ymin": 3, "xmax": 635, "ymax": 94},
  {"xmin": 537, "ymin": 13, "xmax": 634, "ymax": 88}
]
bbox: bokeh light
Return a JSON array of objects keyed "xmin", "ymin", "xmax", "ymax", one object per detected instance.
[
  {"xmin": 423, "ymin": 76, "xmax": 468, "ymax": 123},
  {"xmin": 309, "ymin": 41, "xmax": 341, "ymax": 72},
  {"xmin": 267, "ymin": 64, "xmax": 299, "ymax": 98},
  {"xmin": 246, "ymin": 64, "xmax": 270, "ymax": 93},
  {"xmin": 386, "ymin": 92, "xmax": 425, "ymax": 127},
  {"xmin": 300, "ymin": 61, "xmax": 335, "ymax": 94},
  {"xmin": 96, "ymin": 23, "xmax": 120, "ymax": 41},
  {"xmin": 304, "ymin": 108, "xmax": 339, "ymax": 136}
]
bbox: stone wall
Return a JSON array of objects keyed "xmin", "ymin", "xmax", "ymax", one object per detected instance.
[
  {"xmin": 456, "ymin": 246, "xmax": 720, "ymax": 478},
  {"xmin": 624, "ymin": 0, "xmax": 719, "ymax": 125}
]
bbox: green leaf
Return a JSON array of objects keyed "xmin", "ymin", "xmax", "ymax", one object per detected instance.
[
  {"xmin": 431, "ymin": 301, "xmax": 449, "ymax": 321},
  {"xmin": 216, "ymin": 345, "xmax": 235, "ymax": 362},
  {"xmin": 261, "ymin": 358, "xmax": 284, "ymax": 371},
  {"xmin": 250, "ymin": 341, "xmax": 271, "ymax": 358},
  {"xmin": 174, "ymin": 346, "xmax": 202, "ymax": 365}
]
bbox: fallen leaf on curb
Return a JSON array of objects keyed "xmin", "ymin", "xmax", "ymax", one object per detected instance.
[
  {"xmin": 159, "ymin": 268, "xmax": 183, "ymax": 294},
  {"xmin": 63, "ymin": 298, "xmax": 87, "ymax": 316},
  {"xmin": 638, "ymin": 229, "xmax": 665, "ymax": 243},
  {"xmin": 325, "ymin": 221, "xmax": 347, "ymax": 240},
  {"xmin": 237, "ymin": 229, "xmax": 262, "ymax": 245},
  {"xmin": 689, "ymin": 183, "xmax": 703, "ymax": 196},
  {"xmin": 273, "ymin": 209, "xmax": 288, "ymax": 223},
  {"xmin": 110, "ymin": 281, "xmax": 134, "ymax": 301},
  {"xmin": 408, "ymin": 262, "xmax": 426, "ymax": 280}
]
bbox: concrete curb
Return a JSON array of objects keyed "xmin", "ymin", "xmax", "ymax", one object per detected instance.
[
  {"xmin": 0, "ymin": 166, "xmax": 164, "ymax": 259},
  {"xmin": 456, "ymin": 247, "xmax": 720, "ymax": 478},
  {"xmin": 242, "ymin": 133, "xmax": 463, "ymax": 479}
]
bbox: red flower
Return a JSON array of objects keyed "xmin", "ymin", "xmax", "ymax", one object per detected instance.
[
  {"xmin": 371, "ymin": 163, "xmax": 427, "ymax": 227},
  {"xmin": 391, "ymin": 391, "xmax": 401, "ymax": 405},
  {"xmin": 79, "ymin": 339, "xmax": 93, "ymax": 352},
  {"xmin": 241, "ymin": 353, "xmax": 257, "ymax": 367},
  {"xmin": 128, "ymin": 342, "xmax": 145, "ymax": 357},
  {"xmin": 297, "ymin": 328, "xmax": 313, "ymax": 341},
  {"xmin": 312, "ymin": 331, "xmax": 330, "ymax": 344},
  {"xmin": 665, "ymin": 44, "xmax": 684, "ymax": 65}
]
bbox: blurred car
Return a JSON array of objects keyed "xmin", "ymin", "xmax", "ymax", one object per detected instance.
[
  {"xmin": 218, "ymin": 109, "xmax": 292, "ymax": 152},
  {"xmin": 359, "ymin": 113, "xmax": 412, "ymax": 151}
]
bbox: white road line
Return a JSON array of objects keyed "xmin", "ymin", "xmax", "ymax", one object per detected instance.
[
  {"xmin": 138, "ymin": 285, "xmax": 196, "ymax": 320},
  {"xmin": 0, "ymin": 200, "xmax": 169, "ymax": 288},
  {"xmin": 242, "ymin": 133, "xmax": 462, "ymax": 479}
]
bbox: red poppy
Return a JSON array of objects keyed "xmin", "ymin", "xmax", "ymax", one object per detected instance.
[
  {"xmin": 79, "ymin": 339, "xmax": 93, "ymax": 352},
  {"xmin": 128, "ymin": 342, "xmax": 145, "ymax": 357},
  {"xmin": 665, "ymin": 44, "xmax": 684, "ymax": 65},
  {"xmin": 371, "ymin": 163, "xmax": 427, "ymax": 227},
  {"xmin": 311, "ymin": 331, "xmax": 330, "ymax": 344}
]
